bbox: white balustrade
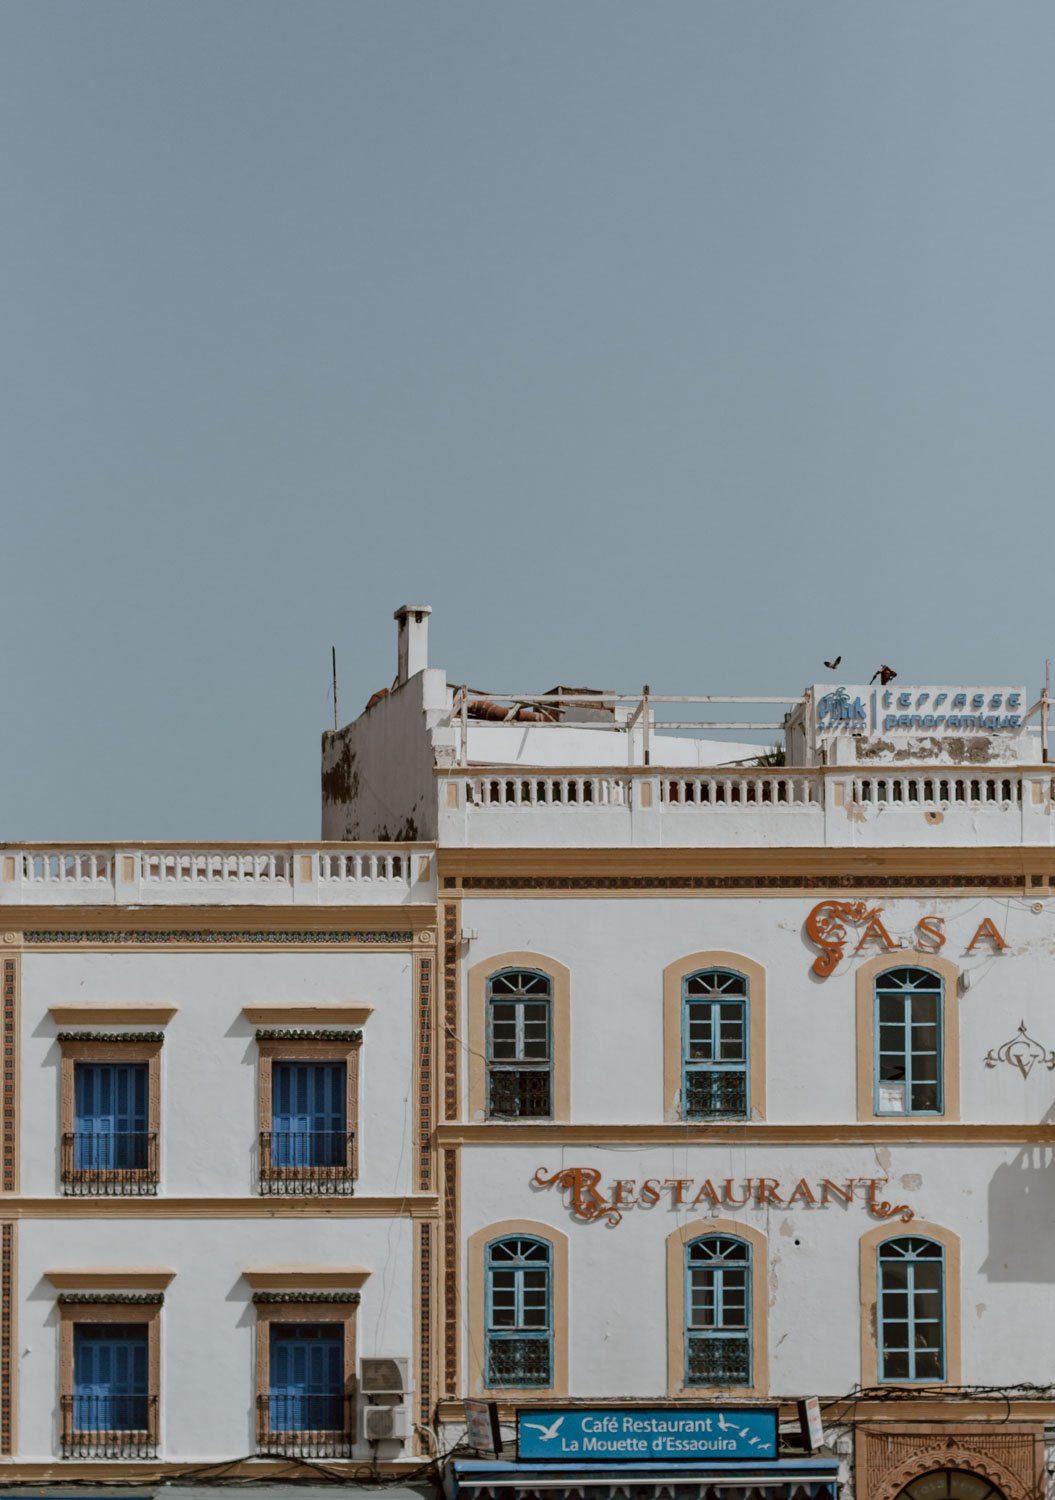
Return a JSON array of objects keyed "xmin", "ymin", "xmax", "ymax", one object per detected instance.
[
  {"xmin": 19, "ymin": 851, "xmax": 114, "ymax": 883},
  {"xmin": 659, "ymin": 774, "xmax": 820, "ymax": 808},
  {"xmin": 465, "ymin": 774, "xmax": 632, "ymax": 808},
  {"xmin": 318, "ymin": 851, "xmax": 407, "ymax": 882},
  {"xmin": 141, "ymin": 850, "xmax": 292, "ymax": 884}
]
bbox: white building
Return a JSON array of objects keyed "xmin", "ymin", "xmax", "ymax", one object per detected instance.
[
  {"xmin": 0, "ymin": 842, "xmax": 438, "ymax": 1482},
  {"xmin": 326, "ymin": 609, "xmax": 1055, "ymax": 1500}
]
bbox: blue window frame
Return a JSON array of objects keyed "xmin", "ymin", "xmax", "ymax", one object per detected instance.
[
  {"xmin": 685, "ymin": 1235, "xmax": 752, "ymax": 1387},
  {"xmin": 73, "ymin": 1323, "xmax": 149, "ymax": 1431},
  {"xmin": 73, "ymin": 1063, "xmax": 149, "ymax": 1170},
  {"xmin": 682, "ymin": 969, "xmax": 749, "ymax": 1120},
  {"xmin": 271, "ymin": 1061, "xmax": 347, "ymax": 1167},
  {"xmin": 485, "ymin": 1235, "xmax": 552, "ymax": 1388},
  {"xmin": 268, "ymin": 1324, "xmax": 345, "ymax": 1432},
  {"xmin": 486, "ymin": 970, "xmax": 552, "ymax": 1119},
  {"xmin": 874, "ymin": 968, "xmax": 943, "ymax": 1115},
  {"xmin": 878, "ymin": 1237, "xmax": 945, "ymax": 1382}
]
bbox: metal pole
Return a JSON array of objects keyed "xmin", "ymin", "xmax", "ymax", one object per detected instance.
[{"xmin": 643, "ymin": 685, "xmax": 651, "ymax": 768}]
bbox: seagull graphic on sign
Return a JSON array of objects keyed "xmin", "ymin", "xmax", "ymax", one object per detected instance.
[{"xmin": 524, "ymin": 1417, "xmax": 565, "ymax": 1442}]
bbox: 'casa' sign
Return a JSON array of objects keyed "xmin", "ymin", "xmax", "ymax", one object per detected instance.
[
  {"xmin": 805, "ymin": 900, "xmax": 1007, "ymax": 978},
  {"xmin": 533, "ymin": 1166, "xmax": 913, "ymax": 1228}
]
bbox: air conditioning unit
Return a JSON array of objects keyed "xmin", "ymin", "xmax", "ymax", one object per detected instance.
[
  {"xmin": 363, "ymin": 1403, "xmax": 409, "ymax": 1442},
  {"xmin": 360, "ymin": 1356, "xmax": 412, "ymax": 1395}
]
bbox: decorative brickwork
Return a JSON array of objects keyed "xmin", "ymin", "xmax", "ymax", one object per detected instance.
[
  {"xmin": 418, "ymin": 1221, "xmax": 433, "ymax": 1448},
  {"xmin": 461, "ymin": 875, "xmax": 1022, "ymax": 893},
  {"xmin": 2, "ymin": 956, "xmax": 17, "ymax": 1194},
  {"xmin": 856, "ymin": 1423, "xmax": 1041, "ymax": 1500},
  {"xmin": 0, "ymin": 1222, "xmax": 13, "ymax": 1455},
  {"xmin": 443, "ymin": 904, "xmax": 460, "ymax": 1121},
  {"xmin": 443, "ymin": 1148, "xmax": 458, "ymax": 1395},
  {"xmin": 417, "ymin": 954, "xmax": 433, "ymax": 1193},
  {"xmin": 25, "ymin": 929, "xmax": 412, "ymax": 946}
]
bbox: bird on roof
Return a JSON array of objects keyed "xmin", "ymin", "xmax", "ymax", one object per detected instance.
[
  {"xmin": 870, "ymin": 665, "xmax": 897, "ymax": 685},
  {"xmin": 823, "ymin": 655, "xmax": 841, "ymax": 670}
]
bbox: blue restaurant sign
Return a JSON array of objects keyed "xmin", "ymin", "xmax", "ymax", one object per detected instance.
[{"xmin": 517, "ymin": 1407, "xmax": 778, "ymax": 1462}]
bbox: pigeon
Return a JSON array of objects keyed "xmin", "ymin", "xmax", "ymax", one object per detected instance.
[
  {"xmin": 870, "ymin": 665, "xmax": 897, "ymax": 685},
  {"xmin": 823, "ymin": 656, "xmax": 841, "ymax": 670}
]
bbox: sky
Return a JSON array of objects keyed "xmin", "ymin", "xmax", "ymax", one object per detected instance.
[{"xmin": 2, "ymin": 2, "xmax": 1055, "ymax": 840}]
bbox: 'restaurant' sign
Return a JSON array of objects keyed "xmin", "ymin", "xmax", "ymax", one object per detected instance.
[{"xmin": 517, "ymin": 1406, "xmax": 778, "ymax": 1461}]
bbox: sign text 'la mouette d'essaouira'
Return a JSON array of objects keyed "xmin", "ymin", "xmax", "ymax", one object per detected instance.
[{"xmin": 516, "ymin": 1407, "xmax": 778, "ymax": 1462}]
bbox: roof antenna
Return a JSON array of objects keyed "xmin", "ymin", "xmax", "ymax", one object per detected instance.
[{"xmin": 331, "ymin": 646, "xmax": 339, "ymax": 731}]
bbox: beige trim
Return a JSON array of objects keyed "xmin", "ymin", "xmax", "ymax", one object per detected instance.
[
  {"xmin": 1, "ymin": 1222, "xmax": 16, "ymax": 1456},
  {"xmin": 0, "ymin": 1195, "xmax": 438, "ymax": 1219},
  {"xmin": 60, "ymin": 1300, "xmax": 161, "ymax": 1446},
  {"xmin": 0, "ymin": 1459, "xmax": 427, "ymax": 1481},
  {"xmin": 5, "ymin": 904, "xmax": 434, "ymax": 933},
  {"xmin": 243, "ymin": 1003, "xmax": 374, "ymax": 1026},
  {"xmin": 257, "ymin": 1035, "xmax": 361, "ymax": 1184},
  {"xmin": 665, "ymin": 1218, "xmax": 768, "ymax": 1398},
  {"xmin": 435, "ymin": 1122, "xmax": 1045, "ymax": 1145},
  {"xmin": 662, "ymin": 951, "xmax": 766, "ymax": 1122},
  {"xmin": 856, "ymin": 951, "xmax": 961, "ymax": 1123},
  {"xmin": 466, "ymin": 1218, "xmax": 568, "ymax": 1398},
  {"xmin": 467, "ymin": 953, "xmax": 571, "ymax": 1123},
  {"xmin": 49, "ymin": 1004, "xmax": 177, "ymax": 1026},
  {"xmin": 46, "ymin": 1268, "xmax": 174, "ymax": 1290},
  {"xmin": 243, "ymin": 1267, "xmax": 371, "ymax": 1290},
  {"xmin": 860, "ymin": 1219, "xmax": 962, "ymax": 1387}
]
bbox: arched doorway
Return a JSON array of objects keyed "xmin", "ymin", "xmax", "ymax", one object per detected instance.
[{"xmin": 895, "ymin": 1471, "xmax": 1009, "ymax": 1500}]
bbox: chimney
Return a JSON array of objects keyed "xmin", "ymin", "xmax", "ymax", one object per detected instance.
[{"xmin": 394, "ymin": 604, "xmax": 432, "ymax": 686}]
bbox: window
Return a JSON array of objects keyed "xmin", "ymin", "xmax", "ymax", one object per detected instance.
[
  {"xmin": 268, "ymin": 1324, "xmax": 345, "ymax": 1433},
  {"xmin": 877, "ymin": 1237, "xmax": 945, "ymax": 1382},
  {"xmin": 59, "ymin": 1035, "xmax": 162, "ymax": 1196},
  {"xmin": 685, "ymin": 1235, "xmax": 752, "ymax": 1387},
  {"xmin": 875, "ymin": 967, "xmax": 943, "ymax": 1115},
  {"xmin": 682, "ymin": 969, "xmax": 749, "ymax": 1120},
  {"xmin": 256, "ymin": 1031, "xmax": 360, "ymax": 1194},
  {"xmin": 664, "ymin": 952, "xmax": 766, "ymax": 1123},
  {"xmin": 254, "ymin": 1298, "xmax": 357, "ymax": 1457},
  {"xmin": 486, "ymin": 971, "xmax": 552, "ymax": 1119},
  {"xmin": 485, "ymin": 1236, "xmax": 552, "ymax": 1388},
  {"xmin": 59, "ymin": 1298, "xmax": 161, "ymax": 1459}
]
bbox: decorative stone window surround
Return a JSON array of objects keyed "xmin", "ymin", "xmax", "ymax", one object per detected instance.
[
  {"xmin": 467, "ymin": 954, "xmax": 571, "ymax": 1123},
  {"xmin": 856, "ymin": 952, "xmax": 961, "ymax": 1123},
  {"xmin": 665, "ymin": 1218, "xmax": 769, "ymax": 1398},
  {"xmin": 58, "ymin": 1034, "xmax": 163, "ymax": 1191},
  {"xmin": 859, "ymin": 1220, "xmax": 962, "ymax": 1387},
  {"xmin": 662, "ymin": 951, "xmax": 767, "ymax": 1122},
  {"xmin": 466, "ymin": 1218, "xmax": 569, "ymax": 1399},
  {"xmin": 256, "ymin": 1030, "xmax": 362, "ymax": 1184},
  {"xmin": 58, "ymin": 1296, "xmax": 162, "ymax": 1449}
]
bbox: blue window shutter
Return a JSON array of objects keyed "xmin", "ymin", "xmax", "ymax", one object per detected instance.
[
  {"xmin": 269, "ymin": 1325, "xmax": 343, "ymax": 1431},
  {"xmin": 73, "ymin": 1325, "xmax": 148, "ymax": 1431},
  {"xmin": 74, "ymin": 1063, "xmax": 148, "ymax": 1169},
  {"xmin": 272, "ymin": 1063, "xmax": 346, "ymax": 1167}
]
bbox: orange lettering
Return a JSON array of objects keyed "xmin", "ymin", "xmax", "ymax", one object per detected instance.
[
  {"xmin": 967, "ymin": 917, "xmax": 1008, "ymax": 953},
  {"xmin": 723, "ymin": 1178, "xmax": 751, "ymax": 1208},
  {"xmin": 613, "ymin": 1179, "xmax": 637, "ymax": 1206},
  {"xmin": 917, "ymin": 915, "xmax": 946, "ymax": 952},
  {"xmin": 664, "ymin": 1178, "xmax": 693, "ymax": 1206},
  {"xmin": 820, "ymin": 1178, "xmax": 857, "ymax": 1207},
  {"xmin": 786, "ymin": 1178, "xmax": 817, "ymax": 1206},
  {"xmin": 692, "ymin": 1179, "xmax": 721, "ymax": 1207},
  {"xmin": 854, "ymin": 914, "xmax": 896, "ymax": 955},
  {"xmin": 755, "ymin": 1177, "xmax": 783, "ymax": 1206},
  {"xmin": 639, "ymin": 1179, "xmax": 661, "ymax": 1206}
]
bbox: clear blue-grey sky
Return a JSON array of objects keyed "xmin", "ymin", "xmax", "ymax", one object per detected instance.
[{"xmin": 3, "ymin": 3, "xmax": 1054, "ymax": 839}]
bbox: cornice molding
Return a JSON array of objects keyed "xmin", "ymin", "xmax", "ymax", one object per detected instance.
[
  {"xmin": 49, "ymin": 1004, "xmax": 178, "ymax": 1026},
  {"xmin": 46, "ymin": 1269, "xmax": 175, "ymax": 1290},
  {"xmin": 2, "ymin": 1194, "xmax": 438, "ymax": 1220},
  {"xmin": 435, "ymin": 1122, "xmax": 1055, "ymax": 1146}
]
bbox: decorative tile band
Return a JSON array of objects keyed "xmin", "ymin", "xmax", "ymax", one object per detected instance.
[
  {"xmin": 460, "ymin": 875, "xmax": 1023, "ymax": 892},
  {"xmin": 58, "ymin": 1291, "xmax": 163, "ymax": 1305},
  {"xmin": 251, "ymin": 1291, "xmax": 361, "ymax": 1305},
  {"xmin": 418, "ymin": 1221, "xmax": 433, "ymax": 1447},
  {"xmin": 442, "ymin": 1147, "xmax": 458, "ymax": 1396},
  {"xmin": 0, "ymin": 1222, "xmax": 13, "ymax": 1454},
  {"xmin": 57, "ymin": 1031, "xmax": 164, "ymax": 1045},
  {"xmin": 417, "ymin": 954, "xmax": 433, "ymax": 1193},
  {"xmin": 2, "ymin": 957, "xmax": 16, "ymax": 1194},
  {"xmin": 443, "ymin": 905, "xmax": 459, "ymax": 1122},
  {"xmin": 25, "ymin": 930, "xmax": 413, "ymax": 946},
  {"xmin": 255, "ymin": 1028, "xmax": 363, "ymax": 1043}
]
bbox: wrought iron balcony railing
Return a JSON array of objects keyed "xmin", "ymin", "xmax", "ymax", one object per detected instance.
[
  {"xmin": 60, "ymin": 1393, "xmax": 158, "ymax": 1458},
  {"xmin": 256, "ymin": 1393, "xmax": 354, "ymax": 1457},
  {"xmin": 258, "ymin": 1131, "xmax": 357, "ymax": 1195},
  {"xmin": 61, "ymin": 1132, "xmax": 159, "ymax": 1196}
]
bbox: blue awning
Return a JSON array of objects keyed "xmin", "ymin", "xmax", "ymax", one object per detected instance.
[{"xmin": 447, "ymin": 1457, "xmax": 841, "ymax": 1500}]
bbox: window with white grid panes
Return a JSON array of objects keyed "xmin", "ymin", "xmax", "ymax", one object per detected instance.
[
  {"xmin": 682, "ymin": 969, "xmax": 749, "ymax": 1120},
  {"xmin": 485, "ymin": 1236, "xmax": 553, "ymax": 1387},
  {"xmin": 875, "ymin": 967, "xmax": 943, "ymax": 1115},
  {"xmin": 685, "ymin": 1235, "xmax": 752, "ymax": 1388},
  {"xmin": 878, "ymin": 1237, "xmax": 945, "ymax": 1382},
  {"xmin": 486, "ymin": 970, "xmax": 553, "ymax": 1119}
]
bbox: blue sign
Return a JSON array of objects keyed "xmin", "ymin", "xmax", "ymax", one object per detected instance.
[{"xmin": 517, "ymin": 1407, "xmax": 778, "ymax": 1462}]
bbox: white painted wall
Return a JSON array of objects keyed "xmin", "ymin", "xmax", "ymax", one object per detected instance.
[
  {"xmin": 456, "ymin": 1141, "xmax": 1052, "ymax": 1400},
  {"xmin": 16, "ymin": 1215, "xmax": 414, "ymax": 1460},
  {"xmin": 459, "ymin": 895, "xmax": 1055, "ymax": 1126},
  {"xmin": 22, "ymin": 950, "xmax": 417, "ymax": 1198}
]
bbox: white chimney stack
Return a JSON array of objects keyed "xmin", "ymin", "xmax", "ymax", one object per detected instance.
[{"xmin": 394, "ymin": 604, "xmax": 432, "ymax": 686}]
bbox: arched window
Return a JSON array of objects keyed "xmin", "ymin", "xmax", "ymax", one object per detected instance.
[
  {"xmin": 878, "ymin": 1236, "xmax": 945, "ymax": 1382},
  {"xmin": 875, "ymin": 967, "xmax": 943, "ymax": 1115},
  {"xmin": 485, "ymin": 1236, "xmax": 552, "ymax": 1388},
  {"xmin": 682, "ymin": 969, "xmax": 749, "ymax": 1119},
  {"xmin": 486, "ymin": 970, "xmax": 552, "ymax": 1119},
  {"xmin": 685, "ymin": 1235, "xmax": 752, "ymax": 1387}
]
